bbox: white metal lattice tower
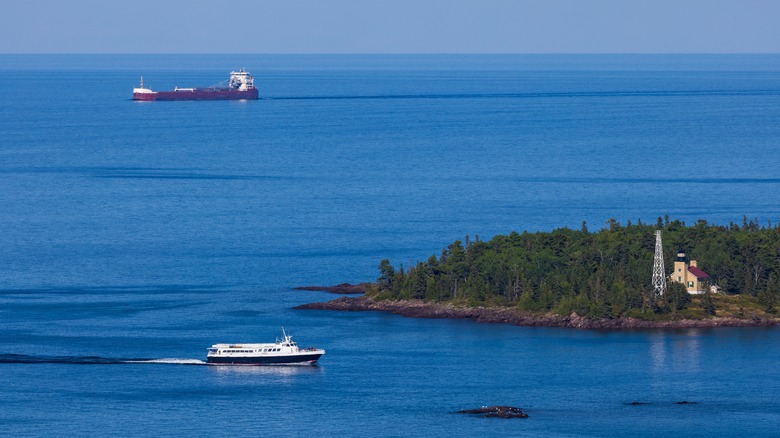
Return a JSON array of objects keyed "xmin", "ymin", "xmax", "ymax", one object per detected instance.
[{"xmin": 652, "ymin": 230, "xmax": 666, "ymax": 296}]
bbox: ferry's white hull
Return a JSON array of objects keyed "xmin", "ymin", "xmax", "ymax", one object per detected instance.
[
  {"xmin": 207, "ymin": 351, "xmax": 323, "ymax": 365},
  {"xmin": 207, "ymin": 329, "xmax": 325, "ymax": 366}
]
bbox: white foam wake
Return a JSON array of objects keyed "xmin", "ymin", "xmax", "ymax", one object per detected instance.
[{"xmin": 125, "ymin": 358, "xmax": 207, "ymax": 365}]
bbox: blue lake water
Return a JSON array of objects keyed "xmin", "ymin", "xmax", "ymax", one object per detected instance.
[{"xmin": 1, "ymin": 54, "xmax": 779, "ymax": 436}]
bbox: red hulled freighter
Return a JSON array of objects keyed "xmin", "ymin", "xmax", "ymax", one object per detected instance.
[{"xmin": 132, "ymin": 69, "xmax": 258, "ymax": 101}]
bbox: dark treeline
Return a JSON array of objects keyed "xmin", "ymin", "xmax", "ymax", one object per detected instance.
[{"xmin": 369, "ymin": 217, "xmax": 780, "ymax": 319}]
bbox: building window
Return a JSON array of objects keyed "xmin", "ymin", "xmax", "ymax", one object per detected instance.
[
  {"xmin": 677, "ymin": 276, "xmax": 681, "ymax": 282},
  {"xmin": 687, "ymin": 281, "xmax": 694, "ymax": 288}
]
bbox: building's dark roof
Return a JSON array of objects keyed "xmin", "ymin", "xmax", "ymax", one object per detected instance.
[{"xmin": 688, "ymin": 266, "xmax": 710, "ymax": 279}]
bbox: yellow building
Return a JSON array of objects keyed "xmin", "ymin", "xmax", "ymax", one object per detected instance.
[{"xmin": 671, "ymin": 251, "xmax": 711, "ymax": 294}]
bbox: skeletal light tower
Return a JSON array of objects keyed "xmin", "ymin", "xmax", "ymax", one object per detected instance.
[{"xmin": 652, "ymin": 230, "xmax": 667, "ymax": 296}]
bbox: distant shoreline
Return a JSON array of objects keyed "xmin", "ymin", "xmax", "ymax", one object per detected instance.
[{"xmin": 295, "ymin": 295, "xmax": 780, "ymax": 330}]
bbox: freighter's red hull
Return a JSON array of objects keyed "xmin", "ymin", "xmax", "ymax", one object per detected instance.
[{"xmin": 133, "ymin": 88, "xmax": 258, "ymax": 101}]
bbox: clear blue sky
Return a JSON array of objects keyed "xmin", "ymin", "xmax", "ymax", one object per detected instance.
[{"xmin": 2, "ymin": 0, "xmax": 778, "ymax": 53}]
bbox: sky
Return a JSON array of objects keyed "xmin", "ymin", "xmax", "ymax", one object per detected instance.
[{"xmin": 1, "ymin": 0, "xmax": 779, "ymax": 54}]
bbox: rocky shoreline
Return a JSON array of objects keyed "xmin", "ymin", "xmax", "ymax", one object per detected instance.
[{"xmin": 294, "ymin": 295, "xmax": 780, "ymax": 329}]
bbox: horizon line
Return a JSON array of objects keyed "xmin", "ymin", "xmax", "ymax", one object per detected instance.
[{"xmin": 3, "ymin": 52, "xmax": 780, "ymax": 56}]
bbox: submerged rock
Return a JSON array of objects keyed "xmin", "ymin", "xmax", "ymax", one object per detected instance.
[{"xmin": 457, "ymin": 405, "xmax": 528, "ymax": 419}]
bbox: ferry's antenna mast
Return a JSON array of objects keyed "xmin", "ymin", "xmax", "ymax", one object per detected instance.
[{"xmin": 652, "ymin": 230, "xmax": 667, "ymax": 296}]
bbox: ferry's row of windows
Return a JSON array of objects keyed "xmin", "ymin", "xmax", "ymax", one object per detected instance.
[{"xmin": 223, "ymin": 348, "xmax": 282, "ymax": 353}]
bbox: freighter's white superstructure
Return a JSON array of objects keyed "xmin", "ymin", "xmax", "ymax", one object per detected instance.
[{"xmin": 207, "ymin": 328, "xmax": 324, "ymax": 365}]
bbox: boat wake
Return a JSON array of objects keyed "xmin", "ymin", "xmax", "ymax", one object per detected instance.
[
  {"xmin": 124, "ymin": 358, "xmax": 207, "ymax": 365},
  {"xmin": 266, "ymin": 89, "xmax": 780, "ymax": 101},
  {"xmin": 0, "ymin": 354, "xmax": 207, "ymax": 366}
]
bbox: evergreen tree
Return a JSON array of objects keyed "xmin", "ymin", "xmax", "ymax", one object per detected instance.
[{"xmin": 377, "ymin": 258, "xmax": 395, "ymax": 289}]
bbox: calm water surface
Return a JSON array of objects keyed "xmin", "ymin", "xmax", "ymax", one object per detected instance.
[{"xmin": 1, "ymin": 55, "xmax": 779, "ymax": 436}]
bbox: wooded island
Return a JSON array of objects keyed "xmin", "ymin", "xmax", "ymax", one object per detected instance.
[{"xmin": 300, "ymin": 217, "xmax": 780, "ymax": 326}]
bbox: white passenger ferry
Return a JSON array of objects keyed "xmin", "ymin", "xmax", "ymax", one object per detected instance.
[{"xmin": 207, "ymin": 328, "xmax": 325, "ymax": 365}]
